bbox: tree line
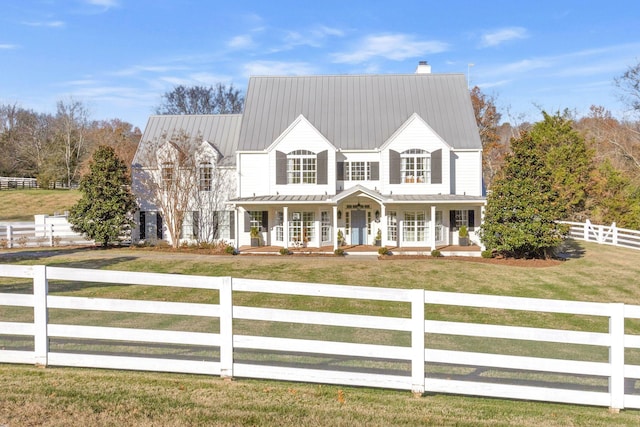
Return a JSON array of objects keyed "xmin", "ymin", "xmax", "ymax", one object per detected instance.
[
  {"xmin": 0, "ymin": 99, "xmax": 140, "ymax": 188},
  {"xmin": 472, "ymin": 62, "xmax": 640, "ymax": 232}
]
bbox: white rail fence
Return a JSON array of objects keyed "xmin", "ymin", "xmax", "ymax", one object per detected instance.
[
  {"xmin": 1, "ymin": 264, "xmax": 640, "ymax": 410},
  {"xmin": 561, "ymin": 220, "xmax": 640, "ymax": 251},
  {"xmin": 0, "ymin": 215, "xmax": 93, "ymax": 248}
]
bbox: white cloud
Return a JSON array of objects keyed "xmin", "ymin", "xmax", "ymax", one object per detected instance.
[
  {"xmin": 480, "ymin": 27, "xmax": 528, "ymax": 48},
  {"xmin": 84, "ymin": 0, "xmax": 119, "ymax": 9},
  {"xmin": 0, "ymin": 44, "xmax": 18, "ymax": 49},
  {"xmin": 332, "ymin": 33, "xmax": 449, "ymax": 64},
  {"xmin": 242, "ymin": 60, "xmax": 317, "ymax": 77},
  {"xmin": 228, "ymin": 34, "xmax": 254, "ymax": 49},
  {"xmin": 22, "ymin": 20, "xmax": 65, "ymax": 28}
]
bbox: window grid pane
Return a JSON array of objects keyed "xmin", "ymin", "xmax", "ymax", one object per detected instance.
[{"xmin": 387, "ymin": 211, "xmax": 397, "ymax": 241}]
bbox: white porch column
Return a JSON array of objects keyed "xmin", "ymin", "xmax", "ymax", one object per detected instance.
[
  {"xmin": 333, "ymin": 205, "xmax": 338, "ymax": 251},
  {"xmin": 234, "ymin": 208, "xmax": 239, "ymax": 250},
  {"xmin": 315, "ymin": 209, "xmax": 321, "ymax": 248},
  {"xmin": 283, "ymin": 206, "xmax": 289, "ymax": 249},
  {"xmin": 380, "ymin": 204, "xmax": 386, "ymax": 247},
  {"xmin": 480, "ymin": 203, "xmax": 486, "ymax": 250},
  {"xmin": 429, "ymin": 205, "xmax": 436, "ymax": 251},
  {"xmin": 398, "ymin": 213, "xmax": 403, "ymax": 248}
]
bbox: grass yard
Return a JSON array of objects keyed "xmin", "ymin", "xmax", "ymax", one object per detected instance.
[
  {"xmin": 0, "ymin": 189, "xmax": 81, "ymax": 221},
  {"xmin": 1, "ymin": 241, "xmax": 640, "ymax": 425}
]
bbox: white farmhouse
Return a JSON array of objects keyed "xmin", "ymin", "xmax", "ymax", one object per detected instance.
[{"xmin": 132, "ymin": 63, "xmax": 485, "ymax": 251}]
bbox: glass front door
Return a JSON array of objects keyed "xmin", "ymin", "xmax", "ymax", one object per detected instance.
[{"xmin": 351, "ymin": 210, "xmax": 366, "ymax": 245}]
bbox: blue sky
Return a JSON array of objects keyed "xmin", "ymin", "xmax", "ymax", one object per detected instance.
[{"xmin": 1, "ymin": 0, "xmax": 639, "ymax": 130}]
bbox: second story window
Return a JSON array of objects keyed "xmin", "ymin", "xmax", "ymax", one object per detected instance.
[
  {"xmin": 401, "ymin": 149, "xmax": 430, "ymax": 183},
  {"xmin": 287, "ymin": 150, "xmax": 316, "ymax": 184},
  {"xmin": 346, "ymin": 161, "xmax": 369, "ymax": 180},
  {"xmin": 199, "ymin": 163, "xmax": 213, "ymax": 191},
  {"xmin": 161, "ymin": 162, "xmax": 173, "ymax": 190}
]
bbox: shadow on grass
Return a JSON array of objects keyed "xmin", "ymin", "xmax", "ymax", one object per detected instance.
[
  {"xmin": 557, "ymin": 239, "xmax": 586, "ymax": 260},
  {"xmin": 0, "ymin": 245, "xmax": 125, "ymax": 263}
]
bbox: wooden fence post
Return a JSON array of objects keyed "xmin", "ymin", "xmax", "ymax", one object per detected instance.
[
  {"xmin": 7, "ymin": 225, "xmax": 13, "ymax": 249},
  {"xmin": 33, "ymin": 265, "xmax": 49, "ymax": 367},
  {"xmin": 411, "ymin": 289, "xmax": 425, "ymax": 395},
  {"xmin": 609, "ymin": 303, "xmax": 625, "ymax": 411},
  {"xmin": 219, "ymin": 276, "xmax": 233, "ymax": 379},
  {"xmin": 612, "ymin": 222, "xmax": 618, "ymax": 246}
]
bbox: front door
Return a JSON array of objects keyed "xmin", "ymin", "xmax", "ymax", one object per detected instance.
[{"xmin": 351, "ymin": 210, "xmax": 366, "ymax": 245}]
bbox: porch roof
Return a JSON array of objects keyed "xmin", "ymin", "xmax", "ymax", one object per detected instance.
[{"xmin": 230, "ymin": 192, "xmax": 485, "ymax": 205}]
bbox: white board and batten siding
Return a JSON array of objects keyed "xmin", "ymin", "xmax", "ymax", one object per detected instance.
[
  {"xmin": 381, "ymin": 115, "xmax": 451, "ymax": 196},
  {"xmin": 452, "ymin": 150, "xmax": 483, "ymax": 197},
  {"xmin": 1, "ymin": 264, "xmax": 640, "ymax": 410}
]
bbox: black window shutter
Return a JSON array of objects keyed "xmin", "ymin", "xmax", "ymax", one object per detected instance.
[
  {"xmin": 389, "ymin": 150, "xmax": 401, "ymax": 184},
  {"xmin": 317, "ymin": 150, "xmax": 327, "ymax": 185},
  {"xmin": 337, "ymin": 162, "xmax": 344, "ymax": 180},
  {"xmin": 449, "ymin": 210, "xmax": 457, "ymax": 231},
  {"xmin": 276, "ymin": 151, "xmax": 287, "ymax": 185},
  {"xmin": 229, "ymin": 211, "xmax": 235, "ymax": 240},
  {"xmin": 139, "ymin": 211, "xmax": 146, "ymax": 240},
  {"xmin": 193, "ymin": 211, "xmax": 200, "ymax": 239},
  {"xmin": 468, "ymin": 210, "xmax": 475, "ymax": 231},
  {"xmin": 262, "ymin": 211, "xmax": 269, "ymax": 231},
  {"xmin": 244, "ymin": 211, "xmax": 251, "ymax": 232},
  {"xmin": 370, "ymin": 162, "xmax": 379, "ymax": 180},
  {"xmin": 156, "ymin": 213, "xmax": 163, "ymax": 239},
  {"xmin": 431, "ymin": 149, "xmax": 442, "ymax": 184}
]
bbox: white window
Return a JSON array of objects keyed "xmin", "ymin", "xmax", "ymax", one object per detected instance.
[
  {"xmin": 287, "ymin": 150, "xmax": 316, "ymax": 184},
  {"xmin": 401, "ymin": 149, "xmax": 430, "ymax": 183},
  {"xmin": 199, "ymin": 163, "xmax": 213, "ymax": 191},
  {"xmin": 453, "ymin": 210, "xmax": 468, "ymax": 231},
  {"xmin": 161, "ymin": 163, "xmax": 173, "ymax": 190},
  {"xmin": 275, "ymin": 211, "xmax": 284, "ymax": 242},
  {"xmin": 403, "ymin": 211, "xmax": 428, "ymax": 242},
  {"xmin": 180, "ymin": 211, "xmax": 199, "ymax": 240},
  {"xmin": 289, "ymin": 211, "xmax": 315, "ymax": 243},
  {"xmin": 345, "ymin": 161, "xmax": 370, "ymax": 181},
  {"xmin": 321, "ymin": 211, "xmax": 330, "ymax": 243},
  {"xmin": 248, "ymin": 211, "xmax": 264, "ymax": 231},
  {"xmin": 387, "ymin": 211, "xmax": 397, "ymax": 241}
]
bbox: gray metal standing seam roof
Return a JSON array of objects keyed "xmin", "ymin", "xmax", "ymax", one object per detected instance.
[
  {"xmin": 133, "ymin": 114, "xmax": 242, "ymax": 166},
  {"xmin": 238, "ymin": 73, "xmax": 482, "ymax": 152}
]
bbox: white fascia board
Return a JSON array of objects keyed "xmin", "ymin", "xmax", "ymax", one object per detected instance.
[
  {"xmin": 379, "ymin": 113, "xmax": 453, "ymax": 151},
  {"xmin": 265, "ymin": 114, "xmax": 337, "ymax": 153}
]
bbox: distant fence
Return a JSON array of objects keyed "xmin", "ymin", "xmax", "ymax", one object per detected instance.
[
  {"xmin": 560, "ymin": 220, "xmax": 640, "ymax": 251},
  {"xmin": 0, "ymin": 177, "xmax": 77, "ymax": 190},
  {"xmin": 1, "ymin": 264, "xmax": 640, "ymax": 410},
  {"xmin": 0, "ymin": 215, "xmax": 93, "ymax": 248}
]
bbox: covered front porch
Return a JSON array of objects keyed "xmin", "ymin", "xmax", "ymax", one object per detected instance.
[{"xmin": 231, "ymin": 186, "xmax": 486, "ymax": 252}]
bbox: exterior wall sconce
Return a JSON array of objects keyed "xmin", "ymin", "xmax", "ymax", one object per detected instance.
[
  {"xmin": 337, "ymin": 210, "xmax": 342, "ymax": 219},
  {"xmin": 375, "ymin": 210, "xmax": 380, "ymax": 222}
]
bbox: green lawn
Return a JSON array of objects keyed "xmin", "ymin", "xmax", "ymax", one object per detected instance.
[
  {"xmin": 0, "ymin": 189, "xmax": 81, "ymax": 221},
  {"xmin": 1, "ymin": 241, "xmax": 640, "ymax": 425}
]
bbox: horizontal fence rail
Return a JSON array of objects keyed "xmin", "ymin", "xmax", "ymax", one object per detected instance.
[
  {"xmin": 1, "ymin": 264, "xmax": 640, "ymax": 410},
  {"xmin": 0, "ymin": 177, "xmax": 77, "ymax": 190},
  {"xmin": 561, "ymin": 220, "xmax": 640, "ymax": 251},
  {"xmin": 0, "ymin": 222, "xmax": 93, "ymax": 248}
]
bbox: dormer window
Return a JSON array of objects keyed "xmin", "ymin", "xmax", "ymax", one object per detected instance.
[
  {"xmin": 199, "ymin": 162, "xmax": 213, "ymax": 191},
  {"xmin": 401, "ymin": 149, "xmax": 430, "ymax": 183},
  {"xmin": 287, "ymin": 150, "xmax": 316, "ymax": 184}
]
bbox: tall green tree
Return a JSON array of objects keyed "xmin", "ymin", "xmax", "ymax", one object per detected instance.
[
  {"xmin": 69, "ymin": 146, "xmax": 137, "ymax": 247},
  {"xmin": 479, "ymin": 132, "xmax": 568, "ymax": 259},
  {"xmin": 529, "ymin": 111, "xmax": 594, "ymax": 220}
]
